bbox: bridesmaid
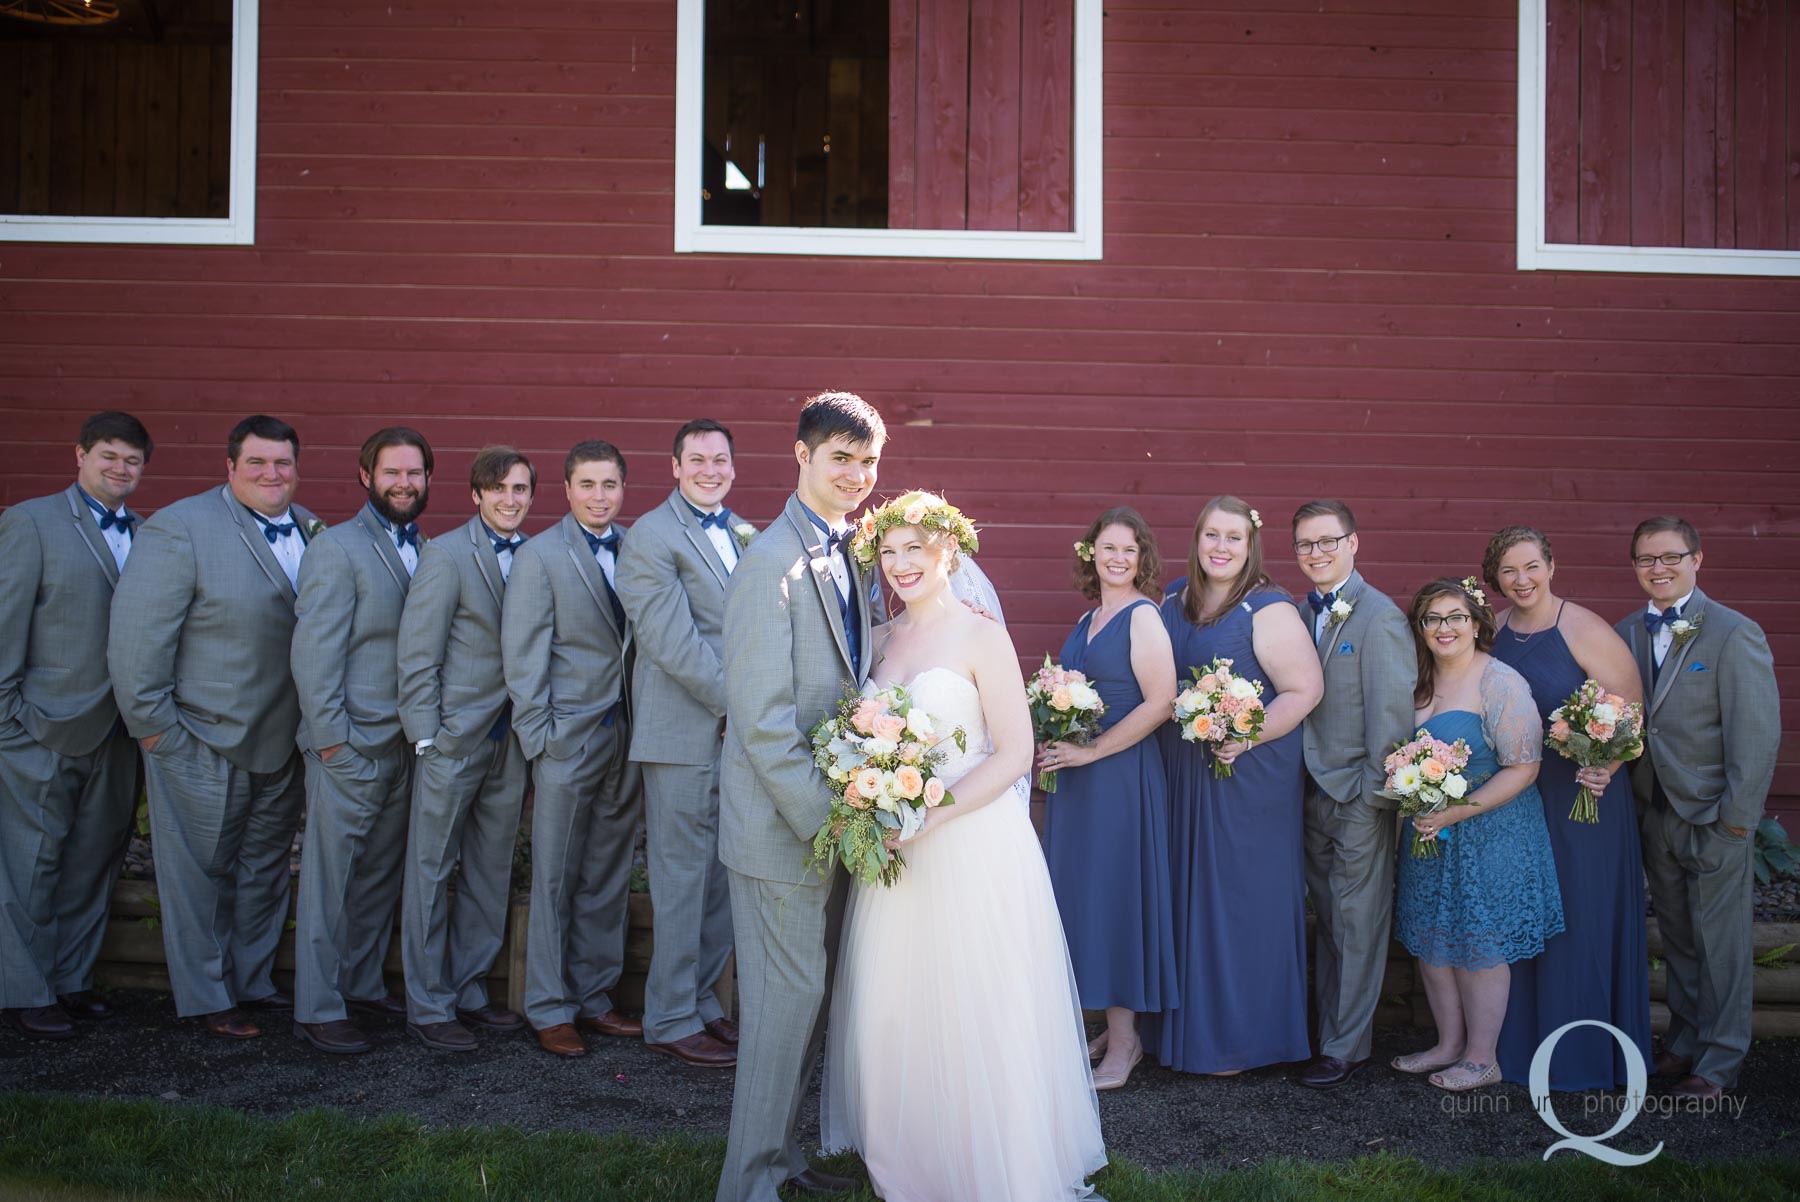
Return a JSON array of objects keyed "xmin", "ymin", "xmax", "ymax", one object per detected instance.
[
  {"xmin": 1393, "ymin": 578, "xmax": 1565, "ymax": 1091},
  {"xmin": 1144, "ymin": 495, "xmax": 1322, "ymax": 1075},
  {"xmin": 1038, "ymin": 507, "xmax": 1179, "ymax": 1092},
  {"xmin": 1484, "ymin": 526, "xmax": 1653, "ymax": 1090}
]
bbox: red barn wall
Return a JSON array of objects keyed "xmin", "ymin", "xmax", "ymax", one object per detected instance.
[{"xmin": 3, "ymin": 0, "xmax": 1798, "ymax": 810}]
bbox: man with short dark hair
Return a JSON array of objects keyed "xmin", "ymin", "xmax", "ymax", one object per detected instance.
[
  {"xmin": 290, "ymin": 427, "xmax": 434, "ymax": 1054},
  {"xmin": 0, "ymin": 412, "xmax": 153, "ymax": 1039},
  {"xmin": 615, "ymin": 418, "xmax": 748, "ymax": 1068},
  {"xmin": 1615, "ymin": 516, "xmax": 1779, "ymax": 1100},
  {"xmin": 502, "ymin": 440, "xmax": 641, "ymax": 1058},
  {"xmin": 397, "ymin": 446, "xmax": 537, "ymax": 1051},
  {"xmin": 109, "ymin": 415, "xmax": 318, "ymax": 1039}
]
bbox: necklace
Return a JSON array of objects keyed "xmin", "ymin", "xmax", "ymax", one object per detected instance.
[{"xmin": 1503, "ymin": 597, "xmax": 1561, "ymax": 643}]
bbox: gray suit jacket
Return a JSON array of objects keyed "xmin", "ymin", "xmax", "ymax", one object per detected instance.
[
  {"xmin": 0, "ymin": 485, "xmax": 143, "ymax": 756},
  {"xmin": 1615, "ymin": 587, "xmax": 1780, "ymax": 830},
  {"xmin": 501, "ymin": 512, "xmax": 631, "ymax": 762},
  {"xmin": 720, "ymin": 492, "xmax": 877, "ymax": 885},
  {"xmin": 615, "ymin": 490, "xmax": 737, "ymax": 766},
  {"xmin": 109, "ymin": 485, "xmax": 321, "ymax": 773},
  {"xmin": 397, "ymin": 517, "xmax": 514, "ymax": 761},
  {"xmin": 1301, "ymin": 570, "xmax": 1418, "ymax": 807},
  {"xmin": 292, "ymin": 504, "xmax": 415, "ymax": 756}
]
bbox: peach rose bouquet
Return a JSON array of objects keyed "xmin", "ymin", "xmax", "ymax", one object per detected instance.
[
  {"xmin": 1380, "ymin": 730, "xmax": 1477, "ymax": 858},
  {"xmin": 1027, "ymin": 655, "xmax": 1106, "ymax": 793},
  {"xmin": 808, "ymin": 683, "xmax": 967, "ymax": 886},
  {"xmin": 1545, "ymin": 679, "xmax": 1644, "ymax": 823},
  {"xmin": 1171, "ymin": 656, "xmax": 1267, "ymax": 779}
]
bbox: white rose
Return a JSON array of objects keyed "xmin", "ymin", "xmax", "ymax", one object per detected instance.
[
  {"xmin": 1330, "ymin": 599, "xmax": 1353, "ymax": 621},
  {"xmin": 905, "ymin": 709, "xmax": 934, "ymax": 740},
  {"xmin": 828, "ymin": 766, "xmax": 848, "ymax": 782},
  {"xmin": 1443, "ymin": 774, "xmax": 1469, "ymax": 800},
  {"xmin": 1669, "ymin": 620, "xmax": 1693, "ymax": 635},
  {"xmin": 874, "ymin": 789, "xmax": 900, "ymax": 814},
  {"xmin": 1070, "ymin": 683, "xmax": 1102, "ymax": 711},
  {"xmin": 862, "ymin": 737, "xmax": 897, "ymax": 759},
  {"xmin": 1591, "ymin": 702, "xmax": 1620, "ymax": 724},
  {"xmin": 1226, "ymin": 677, "xmax": 1258, "ymax": 701},
  {"xmin": 1392, "ymin": 764, "xmax": 1422, "ymax": 795}
]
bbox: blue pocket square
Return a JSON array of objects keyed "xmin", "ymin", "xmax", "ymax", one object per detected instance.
[
  {"xmin": 1687, "ymin": 662, "xmax": 1707, "ymax": 673},
  {"xmin": 1337, "ymin": 641, "xmax": 1354, "ymax": 655}
]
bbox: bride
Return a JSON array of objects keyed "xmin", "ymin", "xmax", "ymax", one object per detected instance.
[{"xmin": 822, "ymin": 492, "xmax": 1107, "ymax": 1201}]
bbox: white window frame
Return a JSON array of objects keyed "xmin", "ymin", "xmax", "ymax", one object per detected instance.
[
  {"xmin": 0, "ymin": 0, "xmax": 259, "ymax": 246},
  {"xmin": 673, "ymin": 0, "xmax": 1102, "ymax": 260},
  {"xmin": 1517, "ymin": 0, "xmax": 1799, "ymax": 276}
]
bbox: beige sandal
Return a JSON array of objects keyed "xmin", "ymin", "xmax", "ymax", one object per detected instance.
[
  {"xmin": 1390, "ymin": 1049, "xmax": 1462, "ymax": 1074},
  {"xmin": 1429, "ymin": 1060, "xmax": 1500, "ymax": 1091}
]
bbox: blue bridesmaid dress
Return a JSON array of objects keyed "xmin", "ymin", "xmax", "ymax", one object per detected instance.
[
  {"xmin": 1042, "ymin": 598, "xmax": 1178, "ymax": 1012},
  {"xmin": 1492, "ymin": 610, "xmax": 1653, "ymax": 1090},
  {"xmin": 1144, "ymin": 585, "xmax": 1310, "ymax": 1073}
]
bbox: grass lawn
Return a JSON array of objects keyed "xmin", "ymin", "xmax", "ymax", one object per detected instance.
[{"xmin": 3, "ymin": 1091, "xmax": 1797, "ymax": 1201}]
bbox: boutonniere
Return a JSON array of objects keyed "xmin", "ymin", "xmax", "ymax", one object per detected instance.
[
  {"xmin": 1328, "ymin": 597, "xmax": 1355, "ymax": 628},
  {"xmin": 732, "ymin": 521, "xmax": 756, "ymax": 550},
  {"xmin": 1669, "ymin": 614, "xmax": 1702, "ymax": 649},
  {"xmin": 304, "ymin": 518, "xmax": 326, "ymax": 539}
]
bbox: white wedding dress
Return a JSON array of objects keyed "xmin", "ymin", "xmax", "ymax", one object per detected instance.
[{"xmin": 822, "ymin": 667, "xmax": 1106, "ymax": 1201}]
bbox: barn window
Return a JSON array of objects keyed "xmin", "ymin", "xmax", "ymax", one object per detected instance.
[
  {"xmin": 674, "ymin": 0, "xmax": 1102, "ymax": 260},
  {"xmin": 0, "ymin": 0, "xmax": 259, "ymax": 245},
  {"xmin": 1517, "ymin": 0, "xmax": 1800, "ymax": 276}
]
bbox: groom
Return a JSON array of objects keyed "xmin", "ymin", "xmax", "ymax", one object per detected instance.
[{"xmin": 716, "ymin": 392, "xmax": 886, "ymax": 1202}]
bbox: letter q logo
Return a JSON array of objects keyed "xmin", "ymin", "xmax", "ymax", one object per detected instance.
[{"xmin": 1530, "ymin": 1020, "xmax": 1663, "ymax": 1165}]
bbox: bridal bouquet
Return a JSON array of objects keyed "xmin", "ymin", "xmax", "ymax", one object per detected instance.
[
  {"xmin": 1027, "ymin": 655, "xmax": 1105, "ymax": 794},
  {"xmin": 1545, "ymin": 679, "xmax": 1644, "ymax": 823},
  {"xmin": 808, "ymin": 685, "xmax": 967, "ymax": 887},
  {"xmin": 1380, "ymin": 730, "xmax": 1477, "ymax": 858},
  {"xmin": 1171, "ymin": 657, "xmax": 1266, "ymax": 778}
]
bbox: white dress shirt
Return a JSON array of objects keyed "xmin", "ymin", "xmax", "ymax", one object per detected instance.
[
  {"xmin": 1313, "ymin": 573, "xmax": 1352, "ymax": 643},
  {"xmin": 260, "ymin": 509, "xmax": 305, "ymax": 589},
  {"xmin": 84, "ymin": 497, "xmax": 133, "ymax": 573},
  {"xmin": 1648, "ymin": 590, "xmax": 1696, "ymax": 667}
]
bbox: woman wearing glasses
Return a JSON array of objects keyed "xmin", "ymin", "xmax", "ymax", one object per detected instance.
[
  {"xmin": 1392, "ymin": 578, "xmax": 1564, "ymax": 1092},
  {"xmin": 1482, "ymin": 527, "xmax": 1651, "ymax": 1091}
]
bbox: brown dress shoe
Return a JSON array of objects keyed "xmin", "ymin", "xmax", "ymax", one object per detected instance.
[
  {"xmin": 241, "ymin": 989, "xmax": 294, "ymax": 1012},
  {"xmin": 409, "ymin": 1020, "xmax": 477, "ymax": 1052},
  {"xmin": 1653, "ymin": 1050, "xmax": 1693, "ymax": 1077},
  {"xmin": 782, "ymin": 1166, "xmax": 857, "ymax": 1195},
  {"xmin": 346, "ymin": 992, "xmax": 407, "ymax": 1018},
  {"xmin": 204, "ymin": 1009, "xmax": 262, "ymax": 1040},
  {"xmin": 3, "ymin": 1005, "xmax": 77, "ymax": 1040},
  {"xmin": 534, "ymin": 1022, "xmax": 588, "ymax": 1058},
  {"xmin": 646, "ymin": 1030, "xmax": 737, "ymax": 1068},
  {"xmin": 1296, "ymin": 1054, "xmax": 1371, "ymax": 1089},
  {"xmin": 575, "ymin": 1009, "xmax": 642, "ymax": 1038},
  {"xmin": 457, "ymin": 1004, "xmax": 524, "ymax": 1031},
  {"xmin": 1671, "ymin": 1073, "xmax": 1723, "ymax": 1100},
  {"xmin": 57, "ymin": 991, "xmax": 114, "ymax": 1021},
  {"xmin": 293, "ymin": 1019, "xmax": 372, "ymax": 1054},
  {"xmin": 705, "ymin": 1017, "xmax": 740, "ymax": 1046}
]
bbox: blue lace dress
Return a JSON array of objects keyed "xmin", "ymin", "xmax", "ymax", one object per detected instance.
[
  {"xmin": 1042, "ymin": 599, "xmax": 1178, "ymax": 1012},
  {"xmin": 1394, "ymin": 658, "xmax": 1566, "ymax": 970}
]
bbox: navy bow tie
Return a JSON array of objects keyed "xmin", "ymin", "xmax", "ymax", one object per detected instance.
[
  {"xmin": 490, "ymin": 532, "xmax": 523, "ymax": 556},
  {"xmin": 394, "ymin": 523, "xmax": 420, "ymax": 551},
  {"xmin": 698, "ymin": 508, "xmax": 733, "ymax": 531},
  {"xmin": 1644, "ymin": 606, "xmax": 1683, "ymax": 634},
  {"xmin": 1307, "ymin": 589, "xmax": 1338, "ymax": 614},
  {"xmin": 98, "ymin": 509, "xmax": 135, "ymax": 536},
  {"xmin": 823, "ymin": 527, "xmax": 851, "ymax": 556},
  {"xmin": 255, "ymin": 515, "xmax": 298, "ymax": 544},
  {"xmin": 582, "ymin": 527, "xmax": 621, "ymax": 556}
]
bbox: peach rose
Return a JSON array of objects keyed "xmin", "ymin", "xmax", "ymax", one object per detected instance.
[
  {"xmin": 859, "ymin": 512, "xmax": 877, "ymax": 538},
  {"xmin": 1049, "ymin": 686, "xmax": 1075, "ymax": 712},
  {"xmin": 892, "ymin": 765, "xmax": 925, "ymax": 800},
  {"xmin": 903, "ymin": 501, "xmax": 928, "ymax": 525},
  {"xmin": 843, "ymin": 780, "xmax": 871, "ymax": 810},
  {"xmin": 873, "ymin": 713, "xmax": 908, "ymax": 742},
  {"xmin": 1549, "ymin": 718, "xmax": 1571, "ymax": 742},
  {"xmin": 1420, "ymin": 758, "xmax": 1447, "ymax": 783},
  {"xmin": 899, "ymin": 741, "xmax": 923, "ymax": 764},
  {"xmin": 853, "ymin": 767, "xmax": 884, "ymax": 799},
  {"xmin": 1189, "ymin": 714, "xmax": 1215, "ymax": 740},
  {"xmin": 923, "ymin": 778, "xmax": 947, "ymax": 807},
  {"xmin": 1586, "ymin": 719, "xmax": 1616, "ymax": 741},
  {"xmin": 1197, "ymin": 673, "xmax": 1220, "ymax": 693},
  {"xmin": 850, "ymin": 699, "xmax": 881, "ymax": 736},
  {"xmin": 1232, "ymin": 710, "xmax": 1258, "ymax": 734}
]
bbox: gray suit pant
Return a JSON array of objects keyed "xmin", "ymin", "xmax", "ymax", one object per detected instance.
[
  {"xmin": 716, "ymin": 867, "xmax": 845, "ymax": 1202},
  {"xmin": 401, "ymin": 735, "xmax": 527, "ymax": 1024},
  {"xmin": 524, "ymin": 722, "xmax": 639, "ymax": 1029},
  {"xmin": 641, "ymin": 759, "xmax": 734, "ymax": 1044},
  {"xmin": 0, "ymin": 728, "xmax": 137, "ymax": 1007},
  {"xmin": 295, "ymin": 743, "xmax": 412, "ymax": 1024},
  {"xmin": 1641, "ymin": 799, "xmax": 1754, "ymax": 1087},
  {"xmin": 1303, "ymin": 781, "xmax": 1396, "ymax": 1062},
  {"xmin": 140, "ymin": 727, "xmax": 303, "ymax": 1016}
]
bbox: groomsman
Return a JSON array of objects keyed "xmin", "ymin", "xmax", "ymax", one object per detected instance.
[
  {"xmin": 502, "ymin": 440, "xmax": 641, "ymax": 1058},
  {"xmin": 109, "ymin": 415, "xmax": 317, "ymax": 1038},
  {"xmin": 614, "ymin": 419, "xmax": 743, "ymax": 1069},
  {"xmin": 1290, "ymin": 500, "xmax": 1416, "ymax": 1089},
  {"xmin": 0, "ymin": 412, "xmax": 152, "ymax": 1039},
  {"xmin": 1616, "ymin": 516, "xmax": 1779, "ymax": 1100},
  {"xmin": 397, "ymin": 446, "xmax": 536, "ymax": 1051},
  {"xmin": 290, "ymin": 427, "xmax": 433, "ymax": 1054}
]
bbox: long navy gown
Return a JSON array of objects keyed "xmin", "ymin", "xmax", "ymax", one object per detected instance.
[
  {"xmin": 1492, "ymin": 608, "xmax": 1653, "ymax": 1090},
  {"xmin": 1042, "ymin": 598, "xmax": 1178, "ymax": 1013},
  {"xmin": 1144, "ymin": 585, "xmax": 1310, "ymax": 1073}
]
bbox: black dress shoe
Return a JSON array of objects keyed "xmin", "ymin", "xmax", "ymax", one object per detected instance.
[
  {"xmin": 782, "ymin": 1167, "xmax": 857, "ymax": 1195},
  {"xmin": 57, "ymin": 990, "xmax": 114, "ymax": 1021},
  {"xmin": 3, "ymin": 1005, "xmax": 77, "ymax": 1040},
  {"xmin": 1296, "ymin": 1054, "xmax": 1371, "ymax": 1089},
  {"xmin": 346, "ymin": 993, "xmax": 406, "ymax": 1018},
  {"xmin": 241, "ymin": 989, "xmax": 294, "ymax": 1011},
  {"xmin": 457, "ymin": 1003, "xmax": 524, "ymax": 1031},
  {"xmin": 294, "ymin": 1019, "xmax": 372, "ymax": 1054},
  {"xmin": 409, "ymin": 1020, "xmax": 477, "ymax": 1052},
  {"xmin": 1653, "ymin": 1050, "xmax": 1693, "ymax": 1078}
]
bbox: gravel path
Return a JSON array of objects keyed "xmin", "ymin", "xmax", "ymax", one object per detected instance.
[{"xmin": 4, "ymin": 991, "xmax": 1796, "ymax": 1171}]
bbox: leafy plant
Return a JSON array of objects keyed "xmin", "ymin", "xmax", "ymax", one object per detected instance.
[
  {"xmin": 1754, "ymin": 942, "xmax": 1795, "ymax": 969},
  {"xmin": 1753, "ymin": 816, "xmax": 1798, "ymax": 886}
]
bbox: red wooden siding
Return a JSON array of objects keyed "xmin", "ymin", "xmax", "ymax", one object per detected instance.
[
  {"xmin": 1, "ymin": 0, "xmax": 1797, "ymax": 811},
  {"xmin": 1545, "ymin": 0, "xmax": 1799, "ymax": 248}
]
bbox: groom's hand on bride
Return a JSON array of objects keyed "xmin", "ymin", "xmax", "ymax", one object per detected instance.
[{"xmin": 960, "ymin": 599, "xmax": 997, "ymax": 623}]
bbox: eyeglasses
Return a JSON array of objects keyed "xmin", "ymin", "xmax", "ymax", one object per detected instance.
[
  {"xmin": 1419, "ymin": 613, "xmax": 1473, "ymax": 631},
  {"xmin": 1631, "ymin": 551, "xmax": 1696, "ymax": 569},
  {"xmin": 1293, "ymin": 535, "xmax": 1349, "ymax": 555}
]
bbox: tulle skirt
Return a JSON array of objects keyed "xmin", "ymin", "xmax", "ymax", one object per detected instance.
[{"xmin": 822, "ymin": 785, "xmax": 1106, "ymax": 1201}]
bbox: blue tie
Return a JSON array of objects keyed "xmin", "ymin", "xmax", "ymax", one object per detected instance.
[
  {"xmin": 490, "ymin": 532, "xmax": 523, "ymax": 556},
  {"xmin": 801, "ymin": 508, "xmax": 860, "ymax": 671},
  {"xmin": 395, "ymin": 523, "xmax": 420, "ymax": 551},
  {"xmin": 255, "ymin": 514, "xmax": 298, "ymax": 544},
  {"xmin": 688, "ymin": 503, "xmax": 733, "ymax": 531},
  {"xmin": 580, "ymin": 527, "xmax": 627, "ymax": 627},
  {"xmin": 1306, "ymin": 589, "xmax": 1338, "ymax": 615},
  {"xmin": 1643, "ymin": 605, "xmax": 1682, "ymax": 634},
  {"xmin": 80, "ymin": 490, "xmax": 135, "ymax": 537}
]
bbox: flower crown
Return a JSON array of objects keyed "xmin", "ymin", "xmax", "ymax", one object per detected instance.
[
  {"xmin": 1458, "ymin": 576, "xmax": 1490, "ymax": 611},
  {"xmin": 1073, "ymin": 540, "xmax": 1095, "ymax": 562},
  {"xmin": 851, "ymin": 492, "xmax": 980, "ymax": 567}
]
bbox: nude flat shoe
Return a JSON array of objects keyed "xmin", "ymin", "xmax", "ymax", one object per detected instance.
[
  {"xmin": 1429, "ymin": 1060, "xmax": 1500, "ymax": 1092},
  {"xmin": 1088, "ymin": 1031, "xmax": 1108, "ymax": 1062},
  {"xmin": 1093, "ymin": 1045, "xmax": 1143, "ymax": 1091},
  {"xmin": 1390, "ymin": 1049, "xmax": 1461, "ymax": 1075}
]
